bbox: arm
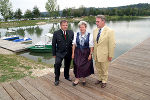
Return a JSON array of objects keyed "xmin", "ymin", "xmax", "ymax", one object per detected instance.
[
  {"xmin": 72, "ymin": 32, "xmax": 76, "ymax": 59},
  {"xmin": 88, "ymin": 47, "xmax": 94, "ymax": 61},
  {"xmin": 88, "ymin": 33, "xmax": 94, "ymax": 61},
  {"xmin": 108, "ymin": 30, "xmax": 115, "ymax": 61},
  {"xmin": 52, "ymin": 32, "xmax": 57, "ymax": 57},
  {"xmin": 72, "ymin": 44, "xmax": 76, "ymax": 59}
]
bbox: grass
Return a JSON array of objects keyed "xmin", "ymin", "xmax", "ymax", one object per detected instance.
[
  {"xmin": 0, "ymin": 19, "xmax": 48, "ymax": 28},
  {"xmin": 0, "ymin": 18, "xmax": 76, "ymax": 28},
  {"xmin": 0, "ymin": 54, "xmax": 53, "ymax": 82},
  {"xmin": 83, "ymin": 15, "xmax": 139, "ymax": 22},
  {"xmin": 0, "ymin": 16, "xmax": 141, "ymax": 28}
]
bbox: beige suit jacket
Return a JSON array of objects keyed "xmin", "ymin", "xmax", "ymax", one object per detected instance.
[{"xmin": 93, "ymin": 26, "xmax": 115, "ymax": 62}]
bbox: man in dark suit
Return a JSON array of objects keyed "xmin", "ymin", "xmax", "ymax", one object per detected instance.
[{"xmin": 52, "ymin": 20, "xmax": 74, "ymax": 86}]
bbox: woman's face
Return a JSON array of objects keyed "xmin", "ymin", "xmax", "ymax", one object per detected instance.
[{"xmin": 79, "ymin": 24, "xmax": 86, "ymax": 34}]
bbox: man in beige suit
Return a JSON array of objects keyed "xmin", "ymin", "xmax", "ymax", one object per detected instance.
[{"xmin": 93, "ymin": 15, "xmax": 115, "ymax": 88}]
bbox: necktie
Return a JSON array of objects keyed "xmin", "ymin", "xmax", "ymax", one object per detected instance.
[
  {"xmin": 64, "ymin": 31, "xmax": 66, "ymax": 40},
  {"xmin": 96, "ymin": 29, "xmax": 101, "ymax": 43}
]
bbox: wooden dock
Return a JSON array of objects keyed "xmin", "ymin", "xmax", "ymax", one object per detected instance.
[
  {"xmin": 0, "ymin": 37, "xmax": 150, "ymax": 100},
  {"xmin": 0, "ymin": 39, "xmax": 33, "ymax": 52}
]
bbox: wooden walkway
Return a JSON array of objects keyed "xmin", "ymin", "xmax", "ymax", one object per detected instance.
[
  {"xmin": 1, "ymin": 38, "xmax": 150, "ymax": 100},
  {"xmin": 0, "ymin": 39, "xmax": 33, "ymax": 52}
]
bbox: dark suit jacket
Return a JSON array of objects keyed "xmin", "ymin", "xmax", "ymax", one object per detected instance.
[{"xmin": 52, "ymin": 29, "xmax": 74, "ymax": 58}]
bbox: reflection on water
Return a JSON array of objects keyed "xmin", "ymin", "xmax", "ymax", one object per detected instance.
[
  {"xmin": 17, "ymin": 51, "xmax": 55, "ymax": 64},
  {"xmin": 49, "ymin": 23, "xmax": 59, "ymax": 34},
  {"xmin": 26, "ymin": 27, "xmax": 35, "ymax": 35},
  {"xmin": 16, "ymin": 28, "xmax": 25, "ymax": 37},
  {"xmin": 1, "ymin": 18, "xmax": 150, "ymax": 64},
  {"xmin": 35, "ymin": 26, "xmax": 43, "ymax": 37}
]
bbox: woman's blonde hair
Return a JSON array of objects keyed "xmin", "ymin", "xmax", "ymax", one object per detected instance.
[{"xmin": 78, "ymin": 21, "xmax": 87, "ymax": 28}]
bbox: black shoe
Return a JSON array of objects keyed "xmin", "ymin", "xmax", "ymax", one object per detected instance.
[
  {"xmin": 95, "ymin": 80, "xmax": 102, "ymax": 85},
  {"xmin": 72, "ymin": 82, "xmax": 78, "ymax": 86},
  {"xmin": 101, "ymin": 83, "xmax": 107, "ymax": 88},
  {"xmin": 65, "ymin": 78, "xmax": 72, "ymax": 81},
  {"xmin": 54, "ymin": 81, "xmax": 59, "ymax": 86},
  {"xmin": 82, "ymin": 82, "xmax": 86, "ymax": 86}
]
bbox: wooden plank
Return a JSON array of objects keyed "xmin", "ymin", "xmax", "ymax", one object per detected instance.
[
  {"xmin": 40, "ymin": 75, "xmax": 83, "ymax": 100},
  {"xmin": 0, "ymin": 85, "xmax": 12, "ymax": 100},
  {"xmin": 68, "ymin": 72, "xmax": 125, "ymax": 100},
  {"xmin": 10, "ymin": 81, "xmax": 37, "ymax": 100},
  {"xmin": 44, "ymin": 74, "xmax": 97, "ymax": 100},
  {"xmin": 88, "ymin": 75, "xmax": 150, "ymax": 100},
  {"xmin": 129, "ymin": 47, "xmax": 150, "ymax": 53},
  {"xmin": 120, "ymin": 51, "xmax": 150, "ymax": 62},
  {"xmin": 114, "ymin": 58, "xmax": 150, "ymax": 71},
  {"xmin": 116, "ymin": 58, "xmax": 150, "ymax": 69},
  {"xmin": 0, "ymin": 39, "xmax": 33, "ymax": 52},
  {"xmin": 48, "ymin": 72, "xmax": 112, "ymax": 100},
  {"xmin": 24, "ymin": 76, "xmax": 67, "ymax": 100},
  {"xmin": 108, "ymin": 74, "xmax": 150, "ymax": 96},
  {"xmin": 17, "ymin": 78, "xmax": 49, "ymax": 100},
  {"xmin": 2, "ymin": 83, "xmax": 25, "ymax": 100},
  {"xmin": 110, "ymin": 63, "xmax": 150, "ymax": 77},
  {"xmin": 109, "ymin": 67, "xmax": 150, "ymax": 85},
  {"xmin": 124, "ymin": 51, "xmax": 150, "ymax": 59}
]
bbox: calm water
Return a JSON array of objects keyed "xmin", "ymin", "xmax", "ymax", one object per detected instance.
[{"xmin": 1, "ymin": 18, "xmax": 150, "ymax": 64}]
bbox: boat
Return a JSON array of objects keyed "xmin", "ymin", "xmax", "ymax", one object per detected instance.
[
  {"xmin": 28, "ymin": 33, "xmax": 53, "ymax": 53},
  {"xmin": 13, "ymin": 37, "xmax": 32, "ymax": 43},
  {"xmin": 6, "ymin": 30, "xmax": 15, "ymax": 33},
  {"xmin": 28, "ymin": 44, "xmax": 52, "ymax": 53},
  {"xmin": 1, "ymin": 35, "xmax": 19, "ymax": 40}
]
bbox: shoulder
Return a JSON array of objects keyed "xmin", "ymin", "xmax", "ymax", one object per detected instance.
[
  {"xmin": 105, "ymin": 26, "xmax": 114, "ymax": 31},
  {"xmin": 93, "ymin": 28, "xmax": 98, "ymax": 32},
  {"xmin": 67, "ymin": 30, "xmax": 74, "ymax": 36},
  {"xmin": 67, "ymin": 30, "xmax": 74, "ymax": 33},
  {"xmin": 53, "ymin": 30, "xmax": 61, "ymax": 36},
  {"xmin": 104, "ymin": 26, "xmax": 115, "ymax": 36},
  {"xmin": 93, "ymin": 28, "xmax": 97, "ymax": 31},
  {"xmin": 54, "ymin": 29, "xmax": 60, "ymax": 34}
]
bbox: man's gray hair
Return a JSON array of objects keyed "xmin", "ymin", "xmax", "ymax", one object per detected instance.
[
  {"xmin": 78, "ymin": 21, "xmax": 87, "ymax": 27},
  {"xmin": 96, "ymin": 15, "xmax": 106, "ymax": 22}
]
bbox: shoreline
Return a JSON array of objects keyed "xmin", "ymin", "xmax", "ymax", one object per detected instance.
[
  {"xmin": 0, "ymin": 16, "xmax": 143, "ymax": 28},
  {"xmin": 0, "ymin": 47, "xmax": 55, "ymax": 82}
]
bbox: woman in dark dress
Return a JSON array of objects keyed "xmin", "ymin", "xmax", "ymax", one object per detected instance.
[{"xmin": 72, "ymin": 21, "xmax": 94, "ymax": 86}]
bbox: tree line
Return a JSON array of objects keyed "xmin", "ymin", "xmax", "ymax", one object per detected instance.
[
  {"xmin": 61, "ymin": 4, "xmax": 150, "ymax": 17},
  {"xmin": 0, "ymin": 0, "xmax": 150, "ymax": 21}
]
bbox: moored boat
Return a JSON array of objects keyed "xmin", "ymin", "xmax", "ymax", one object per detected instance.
[
  {"xmin": 28, "ymin": 33, "xmax": 53, "ymax": 53},
  {"xmin": 1, "ymin": 35, "xmax": 19, "ymax": 40},
  {"xmin": 13, "ymin": 37, "xmax": 32, "ymax": 43},
  {"xmin": 28, "ymin": 44, "xmax": 52, "ymax": 53}
]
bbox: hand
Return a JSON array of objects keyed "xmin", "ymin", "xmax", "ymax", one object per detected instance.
[
  {"xmin": 108, "ymin": 57, "xmax": 112, "ymax": 61},
  {"xmin": 72, "ymin": 53, "xmax": 74, "ymax": 59},
  {"xmin": 53, "ymin": 56, "xmax": 56, "ymax": 58},
  {"xmin": 88, "ymin": 55, "xmax": 92, "ymax": 61}
]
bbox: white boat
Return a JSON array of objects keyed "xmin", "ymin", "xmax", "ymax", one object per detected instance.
[{"xmin": 6, "ymin": 30, "xmax": 15, "ymax": 33}]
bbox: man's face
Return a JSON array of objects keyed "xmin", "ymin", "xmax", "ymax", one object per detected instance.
[
  {"xmin": 60, "ymin": 22, "xmax": 68, "ymax": 31},
  {"xmin": 96, "ymin": 18, "xmax": 104, "ymax": 28}
]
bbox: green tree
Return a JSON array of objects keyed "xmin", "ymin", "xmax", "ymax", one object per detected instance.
[
  {"xmin": 55, "ymin": 5, "xmax": 60, "ymax": 17},
  {"xmin": 14, "ymin": 8, "xmax": 22, "ymax": 20},
  {"xmin": 24, "ymin": 9, "xmax": 33, "ymax": 19},
  {"xmin": 32, "ymin": 6, "xmax": 40, "ymax": 18},
  {"xmin": 7, "ymin": 10, "xmax": 14, "ymax": 19},
  {"xmin": 62, "ymin": 9, "xmax": 67, "ymax": 17},
  {"xmin": 0, "ymin": 0, "xmax": 12, "ymax": 21},
  {"xmin": 45, "ymin": 0, "xmax": 57, "ymax": 17}
]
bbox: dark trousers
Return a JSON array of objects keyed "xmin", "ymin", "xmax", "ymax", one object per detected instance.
[{"xmin": 54, "ymin": 55, "xmax": 72, "ymax": 81}]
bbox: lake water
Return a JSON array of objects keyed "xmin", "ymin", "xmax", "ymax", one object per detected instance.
[{"xmin": 1, "ymin": 18, "xmax": 150, "ymax": 65}]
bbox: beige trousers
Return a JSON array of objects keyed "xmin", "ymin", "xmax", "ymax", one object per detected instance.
[{"xmin": 95, "ymin": 59, "xmax": 110, "ymax": 83}]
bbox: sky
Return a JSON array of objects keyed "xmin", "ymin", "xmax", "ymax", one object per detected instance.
[{"xmin": 7, "ymin": 0, "xmax": 150, "ymax": 13}]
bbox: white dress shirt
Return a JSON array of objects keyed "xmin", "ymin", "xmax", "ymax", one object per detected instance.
[{"xmin": 72, "ymin": 31, "xmax": 94, "ymax": 47}]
